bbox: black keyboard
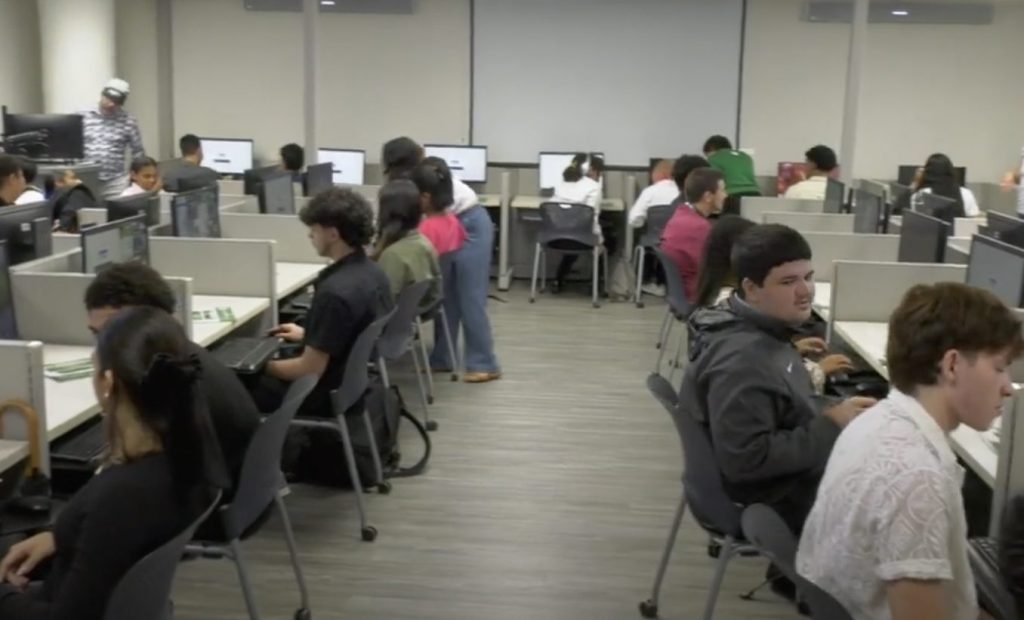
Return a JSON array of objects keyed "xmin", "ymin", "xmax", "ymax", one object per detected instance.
[
  {"xmin": 51, "ymin": 421, "xmax": 106, "ymax": 464},
  {"xmin": 972, "ymin": 536, "xmax": 1000, "ymax": 571},
  {"xmin": 211, "ymin": 337, "xmax": 280, "ymax": 374},
  {"xmin": 289, "ymin": 292, "xmax": 312, "ymax": 310}
]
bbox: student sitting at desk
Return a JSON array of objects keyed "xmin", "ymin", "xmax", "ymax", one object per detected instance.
[
  {"xmin": 280, "ymin": 143, "xmax": 305, "ymax": 185},
  {"xmin": 660, "ymin": 167, "xmax": 725, "ymax": 302},
  {"xmin": 783, "ymin": 145, "xmax": 837, "ymax": 201},
  {"xmin": 703, "ymin": 135, "xmax": 760, "ymax": 215},
  {"xmin": 550, "ymin": 157, "xmax": 601, "ymax": 294},
  {"xmin": 0, "ymin": 155, "xmax": 27, "ymax": 207},
  {"xmin": 161, "ymin": 134, "xmax": 219, "ymax": 193},
  {"xmin": 118, "ymin": 156, "xmax": 162, "ymax": 197},
  {"xmin": 13, "ymin": 159, "xmax": 44, "ymax": 206},
  {"xmin": 628, "ymin": 159, "xmax": 679, "ymax": 229},
  {"xmin": 84, "ymin": 264, "xmax": 256, "ymax": 503},
  {"xmin": 797, "ymin": 282, "xmax": 1023, "ymax": 620},
  {"xmin": 49, "ymin": 170, "xmax": 98, "ymax": 233},
  {"xmin": 374, "ymin": 178, "xmax": 440, "ymax": 305},
  {"xmin": 680, "ymin": 223, "xmax": 875, "ymax": 604},
  {"xmin": 0, "ymin": 307, "xmax": 216, "ymax": 620},
  {"xmin": 907, "ymin": 153, "xmax": 979, "ymax": 218}
]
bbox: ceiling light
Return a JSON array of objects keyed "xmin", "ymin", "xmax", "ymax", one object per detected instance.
[{"xmin": 891, "ymin": 9, "xmax": 909, "ymax": 16}]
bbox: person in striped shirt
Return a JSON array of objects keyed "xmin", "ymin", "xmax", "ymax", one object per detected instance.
[{"xmin": 81, "ymin": 78, "xmax": 145, "ymax": 198}]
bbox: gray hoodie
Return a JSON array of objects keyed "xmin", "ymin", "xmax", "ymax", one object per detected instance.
[{"xmin": 679, "ymin": 295, "xmax": 841, "ymax": 507}]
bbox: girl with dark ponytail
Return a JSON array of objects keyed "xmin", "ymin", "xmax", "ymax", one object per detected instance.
[
  {"xmin": 374, "ymin": 179, "xmax": 442, "ymax": 304},
  {"xmin": 413, "ymin": 157, "xmax": 467, "ymax": 256},
  {"xmin": 0, "ymin": 307, "xmax": 215, "ymax": 620}
]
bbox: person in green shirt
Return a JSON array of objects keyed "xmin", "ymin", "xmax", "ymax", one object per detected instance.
[
  {"xmin": 703, "ymin": 135, "xmax": 761, "ymax": 216},
  {"xmin": 374, "ymin": 178, "xmax": 441, "ymax": 307}
]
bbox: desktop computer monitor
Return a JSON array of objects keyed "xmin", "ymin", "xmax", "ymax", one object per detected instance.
[
  {"xmin": 423, "ymin": 145, "xmax": 488, "ymax": 184},
  {"xmin": 920, "ymin": 192, "xmax": 959, "ymax": 224},
  {"xmin": 985, "ymin": 212, "xmax": 1024, "ymax": 250},
  {"xmin": 80, "ymin": 214, "xmax": 149, "ymax": 274},
  {"xmin": 243, "ymin": 165, "xmax": 280, "ymax": 196},
  {"xmin": 853, "ymin": 189, "xmax": 881, "ymax": 234},
  {"xmin": 538, "ymin": 151, "xmax": 604, "ymax": 191},
  {"xmin": 171, "ymin": 185, "xmax": 221, "ymax": 238},
  {"xmin": 966, "ymin": 234, "xmax": 1024, "ymax": 308},
  {"xmin": 317, "ymin": 148, "xmax": 365, "ymax": 185},
  {"xmin": 898, "ymin": 164, "xmax": 966, "ymax": 186},
  {"xmin": 823, "ymin": 178, "xmax": 845, "ymax": 214},
  {"xmin": 304, "ymin": 162, "xmax": 333, "ymax": 197},
  {"xmin": 898, "ymin": 210, "xmax": 949, "ymax": 263},
  {"xmin": 0, "ymin": 201, "xmax": 54, "ymax": 265},
  {"xmin": 1, "ymin": 107, "xmax": 84, "ymax": 160},
  {"xmin": 0, "ymin": 241, "xmax": 16, "ymax": 340},
  {"xmin": 259, "ymin": 171, "xmax": 295, "ymax": 215},
  {"xmin": 198, "ymin": 138, "xmax": 254, "ymax": 175},
  {"xmin": 106, "ymin": 192, "xmax": 160, "ymax": 227}
]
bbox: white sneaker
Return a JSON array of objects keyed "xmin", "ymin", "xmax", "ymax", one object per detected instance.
[{"xmin": 641, "ymin": 283, "xmax": 666, "ymax": 297}]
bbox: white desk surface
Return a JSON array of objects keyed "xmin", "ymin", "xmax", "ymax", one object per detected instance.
[
  {"xmin": 813, "ymin": 282, "xmax": 831, "ymax": 320},
  {"xmin": 0, "ymin": 440, "xmax": 28, "ymax": 473},
  {"xmin": 832, "ymin": 320, "xmax": 997, "ymax": 485},
  {"xmin": 947, "ymin": 237, "xmax": 972, "ymax": 255},
  {"xmin": 42, "ymin": 344, "xmax": 101, "ymax": 441},
  {"xmin": 192, "ymin": 295, "xmax": 271, "ymax": 348},
  {"xmin": 479, "ymin": 194, "xmax": 501, "ymax": 208},
  {"xmin": 511, "ymin": 195, "xmax": 626, "ymax": 212},
  {"xmin": 276, "ymin": 262, "xmax": 322, "ymax": 300}
]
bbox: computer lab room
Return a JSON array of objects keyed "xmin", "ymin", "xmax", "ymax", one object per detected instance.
[{"xmin": 2, "ymin": 0, "xmax": 1024, "ymax": 618}]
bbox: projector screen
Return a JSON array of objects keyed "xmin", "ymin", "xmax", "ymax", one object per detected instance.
[{"xmin": 472, "ymin": 0, "xmax": 744, "ymax": 165}]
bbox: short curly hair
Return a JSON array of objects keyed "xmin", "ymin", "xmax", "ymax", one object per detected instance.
[
  {"xmin": 299, "ymin": 187, "xmax": 374, "ymax": 248},
  {"xmin": 84, "ymin": 262, "xmax": 176, "ymax": 313}
]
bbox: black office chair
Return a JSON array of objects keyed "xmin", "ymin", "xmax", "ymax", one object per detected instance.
[
  {"xmin": 186, "ymin": 375, "xmax": 318, "ymax": 620},
  {"xmin": 651, "ymin": 247, "xmax": 692, "ymax": 380},
  {"xmin": 633, "ymin": 204, "xmax": 674, "ymax": 308},
  {"xmin": 290, "ymin": 307, "xmax": 396, "ymax": 542},
  {"xmin": 740, "ymin": 504, "xmax": 854, "ymax": 620},
  {"xmin": 416, "ymin": 252, "xmax": 460, "ymax": 404},
  {"xmin": 529, "ymin": 201, "xmax": 608, "ymax": 308},
  {"xmin": 377, "ymin": 280, "xmax": 434, "ymax": 430},
  {"xmin": 103, "ymin": 490, "xmax": 222, "ymax": 620},
  {"xmin": 638, "ymin": 373, "xmax": 757, "ymax": 620}
]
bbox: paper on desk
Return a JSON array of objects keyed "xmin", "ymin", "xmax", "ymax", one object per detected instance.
[
  {"xmin": 191, "ymin": 307, "xmax": 237, "ymax": 325},
  {"xmin": 44, "ymin": 358, "xmax": 94, "ymax": 382}
]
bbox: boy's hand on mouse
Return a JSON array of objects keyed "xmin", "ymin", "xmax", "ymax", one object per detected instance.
[
  {"xmin": 268, "ymin": 323, "xmax": 304, "ymax": 343},
  {"xmin": 820, "ymin": 354, "xmax": 855, "ymax": 376}
]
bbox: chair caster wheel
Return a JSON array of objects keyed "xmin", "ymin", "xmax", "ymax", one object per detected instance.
[
  {"xmin": 638, "ymin": 599, "xmax": 658, "ymax": 618},
  {"xmin": 450, "ymin": 374, "xmax": 458, "ymax": 382},
  {"xmin": 529, "ymin": 298, "xmax": 536, "ymax": 303},
  {"xmin": 377, "ymin": 481, "xmax": 392, "ymax": 494},
  {"xmin": 426, "ymin": 420, "xmax": 439, "ymax": 432},
  {"xmin": 636, "ymin": 302, "xmax": 645, "ymax": 309},
  {"xmin": 361, "ymin": 526, "xmax": 378, "ymax": 542},
  {"xmin": 427, "ymin": 395, "xmax": 435, "ymax": 405},
  {"xmin": 294, "ymin": 608, "xmax": 312, "ymax": 620},
  {"xmin": 708, "ymin": 542, "xmax": 722, "ymax": 558},
  {"xmin": 592, "ymin": 302, "xmax": 600, "ymax": 309}
]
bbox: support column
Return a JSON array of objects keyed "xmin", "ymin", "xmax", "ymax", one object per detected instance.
[
  {"xmin": 303, "ymin": 0, "xmax": 319, "ymax": 164},
  {"xmin": 36, "ymin": 0, "xmax": 117, "ymax": 113},
  {"xmin": 156, "ymin": 0, "xmax": 175, "ymax": 159},
  {"xmin": 838, "ymin": 0, "xmax": 868, "ymax": 185}
]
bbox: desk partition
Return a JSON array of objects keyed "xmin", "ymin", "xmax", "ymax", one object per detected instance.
[
  {"xmin": 0, "ymin": 342, "xmax": 44, "ymax": 473},
  {"xmin": 220, "ymin": 213, "xmax": 320, "ymax": 263},
  {"xmin": 762, "ymin": 212, "xmax": 855, "ymax": 233},
  {"xmin": 829, "ymin": 261, "xmax": 966, "ymax": 326},
  {"xmin": 802, "ymin": 233, "xmax": 899, "ymax": 283},
  {"xmin": 740, "ymin": 197, "xmax": 823, "ymax": 223}
]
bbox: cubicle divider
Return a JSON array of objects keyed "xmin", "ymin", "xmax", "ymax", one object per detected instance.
[
  {"xmin": 946, "ymin": 237, "xmax": 972, "ymax": 265},
  {"xmin": 78, "ymin": 208, "xmax": 107, "ymax": 228},
  {"xmin": 829, "ymin": 261, "xmax": 966, "ymax": 325},
  {"xmin": 220, "ymin": 213, "xmax": 321, "ymax": 263},
  {"xmin": 954, "ymin": 218, "xmax": 985, "ymax": 238},
  {"xmin": 740, "ymin": 197, "xmax": 823, "ymax": 223},
  {"xmin": 0, "ymin": 341, "xmax": 45, "ymax": 472},
  {"xmin": 802, "ymin": 233, "xmax": 899, "ymax": 282},
  {"xmin": 219, "ymin": 194, "xmax": 259, "ymax": 214},
  {"xmin": 149, "ymin": 237, "xmax": 276, "ymax": 305},
  {"xmin": 762, "ymin": 212, "xmax": 855, "ymax": 233},
  {"xmin": 219, "ymin": 179, "xmax": 244, "ymax": 195}
]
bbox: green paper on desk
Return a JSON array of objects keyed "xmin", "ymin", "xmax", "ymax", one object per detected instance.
[
  {"xmin": 191, "ymin": 307, "xmax": 236, "ymax": 325},
  {"xmin": 45, "ymin": 358, "xmax": 94, "ymax": 382}
]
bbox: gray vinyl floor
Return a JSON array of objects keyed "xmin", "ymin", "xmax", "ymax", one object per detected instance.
[{"xmin": 172, "ymin": 284, "xmax": 804, "ymax": 620}]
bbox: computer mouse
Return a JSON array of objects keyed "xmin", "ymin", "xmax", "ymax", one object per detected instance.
[{"xmin": 9, "ymin": 495, "xmax": 53, "ymax": 516}]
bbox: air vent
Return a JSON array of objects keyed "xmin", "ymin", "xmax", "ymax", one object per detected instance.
[
  {"xmin": 802, "ymin": 1, "xmax": 994, "ymax": 24},
  {"xmin": 243, "ymin": 0, "xmax": 414, "ymax": 13}
]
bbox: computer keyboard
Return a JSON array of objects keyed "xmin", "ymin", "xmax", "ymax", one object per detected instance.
[
  {"xmin": 211, "ymin": 337, "xmax": 280, "ymax": 374},
  {"xmin": 289, "ymin": 292, "xmax": 313, "ymax": 310},
  {"xmin": 51, "ymin": 421, "xmax": 106, "ymax": 464}
]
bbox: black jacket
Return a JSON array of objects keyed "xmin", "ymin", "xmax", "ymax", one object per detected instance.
[{"xmin": 679, "ymin": 295, "xmax": 840, "ymax": 506}]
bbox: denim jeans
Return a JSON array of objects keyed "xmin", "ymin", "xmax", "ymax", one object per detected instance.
[{"xmin": 430, "ymin": 205, "xmax": 500, "ymax": 373}]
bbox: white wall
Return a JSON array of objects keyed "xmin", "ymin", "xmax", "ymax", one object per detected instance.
[
  {"xmin": 115, "ymin": 0, "xmax": 162, "ymax": 157},
  {"xmin": 0, "ymin": 0, "xmax": 43, "ymax": 116},
  {"xmin": 741, "ymin": 0, "xmax": 1024, "ymax": 183}
]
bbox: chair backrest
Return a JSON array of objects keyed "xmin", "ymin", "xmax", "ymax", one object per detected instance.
[
  {"xmin": 651, "ymin": 247, "xmax": 692, "ymax": 318},
  {"xmin": 377, "ymin": 279, "xmax": 432, "ymax": 360},
  {"xmin": 638, "ymin": 204, "xmax": 675, "ymax": 248},
  {"xmin": 537, "ymin": 201, "xmax": 598, "ymax": 246},
  {"xmin": 219, "ymin": 374, "xmax": 318, "ymax": 539},
  {"xmin": 646, "ymin": 373, "xmax": 743, "ymax": 538},
  {"xmin": 332, "ymin": 306, "xmax": 396, "ymax": 414},
  {"xmin": 103, "ymin": 490, "xmax": 222, "ymax": 620},
  {"xmin": 740, "ymin": 504, "xmax": 855, "ymax": 620}
]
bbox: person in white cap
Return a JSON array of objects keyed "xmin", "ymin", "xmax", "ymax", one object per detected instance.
[{"xmin": 81, "ymin": 78, "xmax": 145, "ymax": 197}]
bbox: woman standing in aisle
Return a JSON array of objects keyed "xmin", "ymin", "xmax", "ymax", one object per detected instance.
[{"xmin": 382, "ymin": 137, "xmax": 501, "ymax": 383}]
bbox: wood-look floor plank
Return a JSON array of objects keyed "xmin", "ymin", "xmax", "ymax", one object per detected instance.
[{"xmin": 171, "ymin": 287, "xmax": 803, "ymax": 619}]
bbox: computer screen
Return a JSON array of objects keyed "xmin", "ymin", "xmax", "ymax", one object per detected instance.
[
  {"xmin": 198, "ymin": 138, "xmax": 254, "ymax": 175},
  {"xmin": 423, "ymin": 145, "xmax": 488, "ymax": 184},
  {"xmin": 106, "ymin": 192, "xmax": 160, "ymax": 227},
  {"xmin": 853, "ymin": 189, "xmax": 881, "ymax": 234},
  {"xmin": 898, "ymin": 164, "xmax": 966, "ymax": 186},
  {"xmin": 823, "ymin": 178, "xmax": 845, "ymax": 214},
  {"xmin": 538, "ymin": 152, "xmax": 604, "ymax": 191},
  {"xmin": 304, "ymin": 162, "xmax": 333, "ymax": 197},
  {"xmin": 985, "ymin": 212, "xmax": 1024, "ymax": 250},
  {"xmin": 259, "ymin": 172, "xmax": 295, "ymax": 215},
  {"xmin": 80, "ymin": 214, "xmax": 149, "ymax": 274},
  {"xmin": 0, "ymin": 241, "xmax": 16, "ymax": 340},
  {"xmin": 2, "ymin": 107, "xmax": 84, "ymax": 160},
  {"xmin": 317, "ymin": 148, "xmax": 365, "ymax": 185},
  {"xmin": 966, "ymin": 234, "xmax": 1024, "ymax": 308},
  {"xmin": 898, "ymin": 210, "xmax": 949, "ymax": 264},
  {"xmin": 171, "ymin": 185, "xmax": 221, "ymax": 238},
  {"xmin": 0, "ymin": 201, "xmax": 54, "ymax": 265}
]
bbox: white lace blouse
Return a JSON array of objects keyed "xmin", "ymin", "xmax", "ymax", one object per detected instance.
[{"xmin": 796, "ymin": 389, "xmax": 977, "ymax": 620}]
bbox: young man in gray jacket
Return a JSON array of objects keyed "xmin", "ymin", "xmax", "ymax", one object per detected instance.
[{"xmin": 679, "ymin": 224, "xmax": 875, "ymax": 535}]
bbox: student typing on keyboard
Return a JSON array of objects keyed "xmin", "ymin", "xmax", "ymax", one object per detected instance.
[{"xmin": 797, "ymin": 282, "xmax": 1024, "ymax": 620}]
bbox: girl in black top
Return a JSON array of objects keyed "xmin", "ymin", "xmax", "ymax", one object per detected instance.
[{"xmin": 0, "ymin": 307, "xmax": 215, "ymax": 620}]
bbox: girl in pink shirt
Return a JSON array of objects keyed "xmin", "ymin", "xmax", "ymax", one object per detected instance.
[{"xmin": 415, "ymin": 158, "xmax": 467, "ymax": 255}]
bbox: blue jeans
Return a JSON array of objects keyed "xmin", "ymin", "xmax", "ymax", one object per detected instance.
[{"xmin": 430, "ymin": 205, "xmax": 500, "ymax": 373}]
